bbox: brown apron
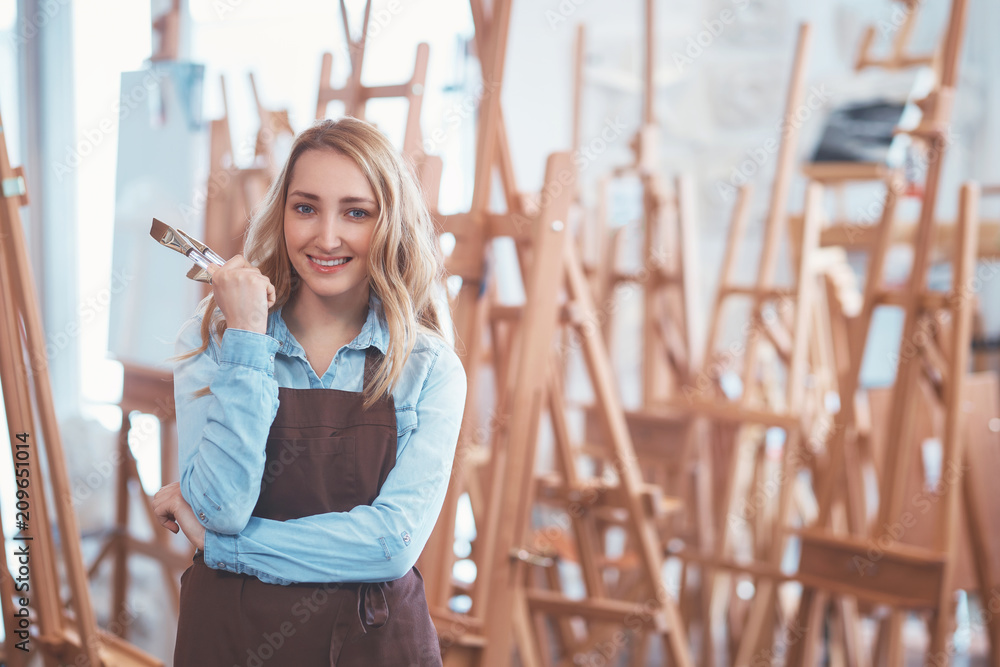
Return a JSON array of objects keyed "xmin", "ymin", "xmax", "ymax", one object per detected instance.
[{"xmin": 174, "ymin": 350, "xmax": 442, "ymax": 666}]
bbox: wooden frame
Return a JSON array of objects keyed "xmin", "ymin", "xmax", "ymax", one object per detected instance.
[{"xmin": 0, "ymin": 96, "xmax": 161, "ymax": 667}]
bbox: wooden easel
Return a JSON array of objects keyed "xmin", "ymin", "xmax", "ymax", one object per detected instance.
[
  {"xmin": 854, "ymin": 0, "xmax": 936, "ymax": 72},
  {"xmin": 419, "ymin": 0, "xmax": 521, "ymax": 625},
  {"xmin": 863, "ymin": 370, "xmax": 1000, "ymax": 667},
  {"xmin": 802, "ymin": 0, "xmax": 952, "ymax": 245},
  {"xmin": 315, "ymin": 0, "xmax": 443, "ymax": 211},
  {"xmin": 789, "ymin": 179, "xmax": 984, "ymax": 667},
  {"xmin": 468, "ymin": 154, "xmax": 694, "ymax": 667},
  {"xmin": 421, "ymin": 0, "xmax": 548, "ymax": 653},
  {"xmin": 0, "ymin": 99, "xmax": 161, "ymax": 666},
  {"xmin": 779, "ymin": 2, "xmax": 995, "ymax": 663},
  {"xmin": 786, "ymin": 5, "xmax": 980, "ymax": 615},
  {"xmin": 417, "ymin": 1, "xmax": 694, "ymax": 664},
  {"xmin": 248, "ymin": 72, "xmax": 295, "ymax": 177},
  {"xmin": 577, "ymin": 22, "xmax": 819, "ymax": 664},
  {"xmin": 566, "ymin": 6, "xmax": 709, "ymax": 656},
  {"xmin": 602, "ymin": 0, "xmax": 701, "ymax": 407},
  {"xmin": 202, "ymin": 75, "xmax": 277, "ymax": 263},
  {"xmin": 86, "ymin": 363, "xmax": 192, "ymax": 637},
  {"xmin": 417, "ymin": 0, "xmax": 599, "ymax": 645},
  {"xmin": 695, "ymin": 176, "xmax": 828, "ymax": 667},
  {"xmin": 686, "ymin": 22, "xmax": 812, "ymax": 654}
]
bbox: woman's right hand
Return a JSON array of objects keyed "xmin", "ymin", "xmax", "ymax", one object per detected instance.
[{"xmin": 207, "ymin": 255, "xmax": 276, "ymax": 334}]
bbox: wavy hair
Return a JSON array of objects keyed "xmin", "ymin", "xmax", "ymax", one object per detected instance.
[{"xmin": 184, "ymin": 117, "xmax": 445, "ymax": 407}]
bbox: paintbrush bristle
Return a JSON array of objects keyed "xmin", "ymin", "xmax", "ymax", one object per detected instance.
[
  {"xmin": 150, "ymin": 217, "xmax": 195, "ymax": 256},
  {"xmin": 149, "ymin": 217, "xmax": 170, "ymax": 241}
]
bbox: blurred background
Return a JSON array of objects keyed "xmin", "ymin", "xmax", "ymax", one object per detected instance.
[{"xmin": 1, "ymin": 0, "xmax": 999, "ymax": 664}]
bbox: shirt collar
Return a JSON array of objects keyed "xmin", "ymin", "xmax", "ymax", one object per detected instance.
[{"xmin": 267, "ymin": 291, "xmax": 389, "ymax": 356}]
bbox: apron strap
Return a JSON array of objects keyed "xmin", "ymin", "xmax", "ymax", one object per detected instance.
[
  {"xmin": 358, "ymin": 581, "xmax": 390, "ymax": 630},
  {"xmin": 328, "ymin": 581, "xmax": 391, "ymax": 664},
  {"xmin": 362, "ymin": 346, "xmax": 382, "ymax": 391}
]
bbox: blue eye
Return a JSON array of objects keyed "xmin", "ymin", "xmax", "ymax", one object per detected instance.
[
  {"xmin": 347, "ymin": 209, "xmax": 370, "ymax": 219},
  {"xmin": 294, "ymin": 203, "xmax": 315, "ymax": 215}
]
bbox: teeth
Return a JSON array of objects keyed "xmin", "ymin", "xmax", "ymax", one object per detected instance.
[{"xmin": 311, "ymin": 257, "xmax": 349, "ymax": 267}]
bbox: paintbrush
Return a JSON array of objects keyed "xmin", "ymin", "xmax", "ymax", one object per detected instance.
[
  {"xmin": 176, "ymin": 228, "xmax": 226, "ymax": 266},
  {"xmin": 176, "ymin": 227, "xmax": 226, "ymax": 283},
  {"xmin": 149, "ymin": 218, "xmax": 224, "ymax": 281},
  {"xmin": 186, "ymin": 265, "xmax": 212, "ymax": 284}
]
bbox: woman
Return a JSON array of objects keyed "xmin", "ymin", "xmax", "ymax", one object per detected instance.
[{"xmin": 153, "ymin": 117, "xmax": 466, "ymax": 666}]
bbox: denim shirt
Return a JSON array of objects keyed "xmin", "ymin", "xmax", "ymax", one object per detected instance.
[{"xmin": 173, "ymin": 294, "xmax": 467, "ymax": 584}]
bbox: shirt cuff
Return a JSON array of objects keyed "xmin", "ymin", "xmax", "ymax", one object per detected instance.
[
  {"xmin": 203, "ymin": 530, "xmax": 238, "ymax": 572},
  {"xmin": 219, "ymin": 328, "xmax": 280, "ymax": 373}
]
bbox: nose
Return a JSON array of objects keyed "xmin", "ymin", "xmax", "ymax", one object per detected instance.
[{"xmin": 315, "ymin": 213, "xmax": 343, "ymax": 250}]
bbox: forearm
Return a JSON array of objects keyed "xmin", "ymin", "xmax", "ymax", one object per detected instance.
[
  {"xmin": 204, "ymin": 489, "xmax": 447, "ymax": 584},
  {"xmin": 175, "ymin": 322, "xmax": 281, "ymax": 534}
]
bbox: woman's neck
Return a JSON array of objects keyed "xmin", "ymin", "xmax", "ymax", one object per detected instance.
[{"xmin": 282, "ymin": 286, "xmax": 371, "ymax": 349}]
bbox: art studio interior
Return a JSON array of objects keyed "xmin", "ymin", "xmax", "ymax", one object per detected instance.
[{"xmin": 1, "ymin": 0, "xmax": 999, "ymax": 665}]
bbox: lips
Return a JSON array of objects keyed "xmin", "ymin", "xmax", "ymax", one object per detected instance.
[
  {"xmin": 307, "ymin": 255, "xmax": 352, "ymax": 273},
  {"xmin": 310, "ymin": 256, "xmax": 350, "ymax": 267}
]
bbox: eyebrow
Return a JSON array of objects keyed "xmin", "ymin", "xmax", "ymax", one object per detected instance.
[
  {"xmin": 340, "ymin": 196, "xmax": 378, "ymax": 206},
  {"xmin": 288, "ymin": 190, "xmax": 377, "ymax": 207}
]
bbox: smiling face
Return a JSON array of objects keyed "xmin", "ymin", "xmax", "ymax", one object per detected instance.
[{"xmin": 283, "ymin": 149, "xmax": 378, "ymax": 314}]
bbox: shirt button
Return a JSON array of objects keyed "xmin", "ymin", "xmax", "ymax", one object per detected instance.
[
  {"xmin": 402, "ymin": 532, "xmax": 411, "ymax": 545},
  {"xmin": 198, "ymin": 511, "xmax": 206, "ymax": 521},
  {"xmin": 217, "ymin": 562, "xmax": 225, "ymax": 568}
]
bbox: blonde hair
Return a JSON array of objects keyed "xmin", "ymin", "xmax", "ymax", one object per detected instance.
[{"xmin": 185, "ymin": 117, "xmax": 445, "ymax": 407}]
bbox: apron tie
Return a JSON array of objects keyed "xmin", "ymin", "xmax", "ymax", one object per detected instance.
[{"xmin": 358, "ymin": 582, "xmax": 390, "ymax": 630}]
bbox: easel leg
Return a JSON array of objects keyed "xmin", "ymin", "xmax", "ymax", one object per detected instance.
[
  {"xmin": 873, "ymin": 610, "xmax": 904, "ymax": 667},
  {"xmin": 111, "ymin": 412, "xmax": 132, "ymax": 638}
]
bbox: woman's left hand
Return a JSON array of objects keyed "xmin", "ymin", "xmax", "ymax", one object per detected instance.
[{"xmin": 153, "ymin": 482, "xmax": 206, "ymax": 551}]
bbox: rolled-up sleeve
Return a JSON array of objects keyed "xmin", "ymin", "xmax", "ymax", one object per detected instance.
[
  {"xmin": 203, "ymin": 339, "xmax": 467, "ymax": 583},
  {"xmin": 174, "ymin": 315, "xmax": 280, "ymax": 535}
]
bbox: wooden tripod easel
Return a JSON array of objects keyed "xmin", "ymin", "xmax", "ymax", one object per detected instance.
[
  {"xmin": 315, "ymin": 0, "xmax": 443, "ymax": 210},
  {"xmin": 802, "ymin": 0, "xmax": 951, "ymax": 248},
  {"xmin": 781, "ymin": 1, "xmax": 998, "ymax": 664},
  {"xmin": 0, "ymin": 100, "xmax": 161, "ymax": 666},
  {"xmin": 692, "ymin": 176, "xmax": 828, "ymax": 667},
  {"xmin": 789, "ymin": 179, "xmax": 984, "ymax": 666},
  {"xmin": 854, "ymin": 0, "xmax": 936, "ymax": 72},
  {"xmin": 791, "ymin": 0, "xmax": 978, "ymax": 550},
  {"xmin": 580, "ymin": 22, "xmax": 819, "ymax": 665},
  {"xmin": 591, "ymin": 0, "xmax": 702, "ymax": 407},
  {"xmin": 567, "ymin": 6, "xmax": 708, "ymax": 657},
  {"xmin": 464, "ymin": 152, "xmax": 694, "ymax": 667},
  {"xmin": 417, "ymin": 1, "xmax": 694, "ymax": 664},
  {"xmin": 85, "ymin": 363, "xmax": 192, "ymax": 638},
  {"xmin": 418, "ymin": 0, "xmax": 521, "ymax": 626},
  {"xmin": 202, "ymin": 74, "xmax": 290, "ymax": 263}
]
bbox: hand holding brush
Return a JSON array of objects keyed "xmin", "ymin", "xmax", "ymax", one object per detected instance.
[{"xmin": 150, "ymin": 218, "xmax": 276, "ymax": 334}]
